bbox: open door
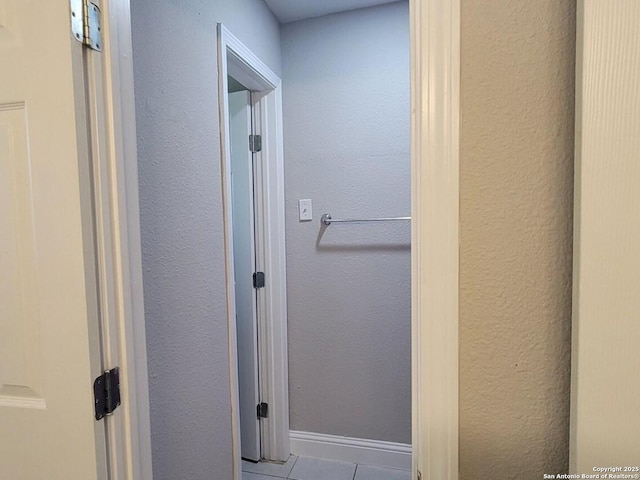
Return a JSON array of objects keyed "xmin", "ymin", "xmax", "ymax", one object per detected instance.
[
  {"xmin": 229, "ymin": 89, "xmax": 262, "ymax": 461},
  {"xmin": 0, "ymin": 1, "xmax": 107, "ymax": 477}
]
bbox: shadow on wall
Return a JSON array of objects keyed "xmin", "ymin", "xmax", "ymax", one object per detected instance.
[{"xmin": 316, "ymin": 222, "xmax": 410, "ymax": 252}]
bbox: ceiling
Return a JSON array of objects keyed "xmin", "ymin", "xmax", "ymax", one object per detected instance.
[{"xmin": 264, "ymin": 0, "xmax": 401, "ymax": 24}]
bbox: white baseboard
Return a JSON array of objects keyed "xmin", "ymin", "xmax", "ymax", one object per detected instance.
[{"xmin": 289, "ymin": 430, "xmax": 411, "ymax": 471}]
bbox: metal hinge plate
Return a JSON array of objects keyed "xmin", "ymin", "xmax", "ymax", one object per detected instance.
[
  {"xmin": 253, "ymin": 271, "xmax": 265, "ymax": 289},
  {"xmin": 70, "ymin": 0, "xmax": 102, "ymax": 51},
  {"xmin": 257, "ymin": 402, "xmax": 268, "ymax": 419},
  {"xmin": 249, "ymin": 134, "xmax": 262, "ymax": 153},
  {"xmin": 93, "ymin": 367, "xmax": 121, "ymax": 420}
]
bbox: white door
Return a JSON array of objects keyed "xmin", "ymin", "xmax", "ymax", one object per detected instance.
[
  {"xmin": 229, "ymin": 90, "xmax": 261, "ymax": 461},
  {"xmin": 0, "ymin": 1, "xmax": 107, "ymax": 478},
  {"xmin": 570, "ymin": 0, "xmax": 640, "ymax": 471}
]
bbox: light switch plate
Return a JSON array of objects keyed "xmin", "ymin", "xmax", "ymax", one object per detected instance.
[{"xmin": 298, "ymin": 199, "xmax": 312, "ymax": 221}]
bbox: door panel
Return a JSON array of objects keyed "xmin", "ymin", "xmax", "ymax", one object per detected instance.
[
  {"xmin": 229, "ymin": 90, "xmax": 261, "ymax": 461},
  {"xmin": 0, "ymin": 104, "xmax": 44, "ymax": 410},
  {"xmin": 0, "ymin": 1, "xmax": 105, "ymax": 478}
]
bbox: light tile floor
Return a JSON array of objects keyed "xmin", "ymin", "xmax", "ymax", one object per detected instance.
[{"xmin": 242, "ymin": 456, "xmax": 411, "ymax": 480}]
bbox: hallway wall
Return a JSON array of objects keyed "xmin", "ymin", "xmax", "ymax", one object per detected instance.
[
  {"xmin": 281, "ymin": 1, "xmax": 412, "ymax": 444},
  {"xmin": 130, "ymin": 1, "xmax": 281, "ymax": 478},
  {"xmin": 459, "ymin": 0, "xmax": 576, "ymax": 476}
]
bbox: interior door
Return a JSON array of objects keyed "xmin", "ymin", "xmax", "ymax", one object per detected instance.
[
  {"xmin": 229, "ymin": 89, "xmax": 261, "ymax": 461},
  {"xmin": 0, "ymin": 1, "xmax": 106, "ymax": 478},
  {"xmin": 570, "ymin": 0, "xmax": 640, "ymax": 471}
]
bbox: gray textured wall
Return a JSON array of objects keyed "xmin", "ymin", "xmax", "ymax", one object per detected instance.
[
  {"xmin": 459, "ymin": 0, "xmax": 575, "ymax": 477},
  {"xmin": 282, "ymin": 1, "xmax": 412, "ymax": 444},
  {"xmin": 130, "ymin": 1, "xmax": 280, "ymax": 478}
]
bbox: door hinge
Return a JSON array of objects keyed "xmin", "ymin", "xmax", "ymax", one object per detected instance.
[
  {"xmin": 70, "ymin": 0, "xmax": 102, "ymax": 51},
  {"xmin": 253, "ymin": 271, "xmax": 265, "ymax": 289},
  {"xmin": 93, "ymin": 367, "xmax": 121, "ymax": 420},
  {"xmin": 257, "ymin": 402, "xmax": 269, "ymax": 419},
  {"xmin": 249, "ymin": 134, "xmax": 262, "ymax": 153}
]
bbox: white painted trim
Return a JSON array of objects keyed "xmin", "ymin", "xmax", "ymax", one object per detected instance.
[
  {"xmin": 410, "ymin": 0, "xmax": 460, "ymax": 479},
  {"xmin": 217, "ymin": 29, "xmax": 243, "ymax": 480},
  {"xmin": 88, "ymin": 1, "xmax": 153, "ymax": 478},
  {"xmin": 217, "ymin": 24, "xmax": 290, "ymax": 470},
  {"xmin": 250, "ymin": 88, "xmax": 290, "ymax": 464},
  {"xmin": 290, "ymin": 431, "xmax": 411, "ymax": 471}
]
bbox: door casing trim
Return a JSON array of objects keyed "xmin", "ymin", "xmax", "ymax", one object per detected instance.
[
  {"xmin": 89, "ymin": 1, "xmax": 153, "ymax": 478},
  {"xmin": 410, "ymin": 0, "xmax": 460, "ymax": 478},
  {"xmin": 217, "ymin": 23, "xmax": 290, "ymax": 476}
]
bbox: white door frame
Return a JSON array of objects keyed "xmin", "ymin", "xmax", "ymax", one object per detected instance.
[
  {"xmin": 101, "ymin": 0, "xmax": 460, "ymax": 479},
  {"xmin": 217, "ymin": 24, "xmax": 291, "ymax": 470},
  {"xmin": 85, "ymin": 1, "xmax": 153, "ymax": 478},
  {"xmin": 410, "ymin": 0, "xmax": 460, "ymax": 478}
]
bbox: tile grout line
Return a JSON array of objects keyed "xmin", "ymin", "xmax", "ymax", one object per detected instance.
[{"xmin": 286, "ymin": 455, "xmax": 299, "ymax": 479}]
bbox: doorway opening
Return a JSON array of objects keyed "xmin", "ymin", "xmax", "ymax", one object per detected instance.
[
  {"xmin": 228, "ymin": 84, "xmax": 262, "ymax": 461},
  {"xmin": 220, "ymin": 2, "xmax": 414, "ymax": 474}
]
